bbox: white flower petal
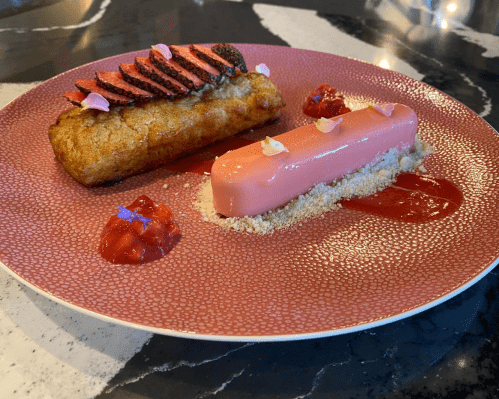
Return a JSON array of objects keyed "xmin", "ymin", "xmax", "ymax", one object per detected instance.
[
  {"xmin": 315, "ymin": 117, "xmax": 342, "ymax": 133},
  {"xmin": 261, "ymin": 136, "xmax": 288, "ymax": 156}
]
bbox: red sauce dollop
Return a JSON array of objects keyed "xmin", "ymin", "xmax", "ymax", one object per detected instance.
[
  {"xmin": 339, "ymin": 173, "xmax": 463, "ymax": 223},
  {"xmin": 99, "ymin": 195, "xmax": 181, "ymax": 264},
  {"xmin": 303, "ymin": 84, "xmax": 352, "ymax": 118}
]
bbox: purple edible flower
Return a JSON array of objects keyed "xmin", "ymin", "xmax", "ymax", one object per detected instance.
[
  {"xmin": 311, "ymin": 93, "xmax": 321, "ymax": 103},
  {"xmin": 117, "ymin": 206, "xmax": 152, "ymax": 230}
]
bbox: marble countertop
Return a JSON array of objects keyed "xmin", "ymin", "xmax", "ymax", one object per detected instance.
[{"xmin": 1, "ymin": 0, "xmax": 498, "ymax": 398}]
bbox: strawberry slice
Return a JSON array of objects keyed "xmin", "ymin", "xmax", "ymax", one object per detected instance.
[
  {"xmin": 149, "ymin": 49, "xmax": 206, "ymax": 90},
  {"xmin": 119, "ymin": 63, "xmax": 177, "ymax": 99},
  {"xmin": 169, "ymin": 45, "xmax": 222, "ymax": 84},
  {"xmin": 95, "ymin": 71, "xmax": 157, "ymax": 102},
  {"xmin": 63, "ymin": 91, "xmax": 87, "ymax": 107},
  {"xmin": 75, "ymin": 79, "xmax": 134, "ymax": 106},
  {"xmin": 190, "ymin": 44, "xmax": 235, "ymax": 76},
  {"xmin": 211, "ymin": 43, "xmax": 247, "ymax": 73},
  {"xmin": 135, "ymin": 56, "xmax": 190, "ymax": 95}
]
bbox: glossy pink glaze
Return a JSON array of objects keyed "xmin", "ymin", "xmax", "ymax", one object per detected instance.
[{"xmin": 211, "ymin": 103, "xmax": 418, "ymax": 217}]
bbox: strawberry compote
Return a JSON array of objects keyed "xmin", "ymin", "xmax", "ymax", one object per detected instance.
[
  {"xmin": 99, "ymin": 195, "xmax": 181, "ymax": 264},
  {"xmin": 303, "ymin": 84, "xmax": 351, "ymax": 118}
]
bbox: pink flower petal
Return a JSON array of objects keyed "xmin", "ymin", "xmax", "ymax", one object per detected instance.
[
  {"xmin": 255, "ymin": 63, "xmax": 270, "ymax": 77},
  {"xmin": 81, "ymin": 93, "xmax": 110, "ymax": 112},
  {"xmin": 152, "ymin": 44, "xmax": 172, "ymax": 60}
]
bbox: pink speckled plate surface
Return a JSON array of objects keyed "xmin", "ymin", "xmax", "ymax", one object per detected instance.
[{"xmin": 1, "ymin": 44, "xmax": 499, "ymax": 341}]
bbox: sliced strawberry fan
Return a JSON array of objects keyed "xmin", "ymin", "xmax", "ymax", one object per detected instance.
[{"xmin": 62, "ymin": 43, "xmax": 248, "ymax": 108}]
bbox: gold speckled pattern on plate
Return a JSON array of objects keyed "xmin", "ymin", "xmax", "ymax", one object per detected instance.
[{"xmin": 0, "ymin": 45, "xmax": 498, "ymax": 341}]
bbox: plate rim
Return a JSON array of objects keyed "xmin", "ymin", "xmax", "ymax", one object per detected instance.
[{"xmin": 1, "ymin": 257, "xmax": 497, "ymax": 342}]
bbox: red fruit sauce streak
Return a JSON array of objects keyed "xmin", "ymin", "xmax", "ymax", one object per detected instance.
[
  {"xmin": 100, "ymin": 195, "xmax": 181, "ymax": 264},
  {"xmin": 303, "ymin": 84, "xmax": 352, "ymax": 118},
  {"xmin": 339, "ymin": 173, "xmax": 463, "ymax": 223},
  {"xmin": 164, "ymin": 136, "xmax": 254, "ymax": 175}
]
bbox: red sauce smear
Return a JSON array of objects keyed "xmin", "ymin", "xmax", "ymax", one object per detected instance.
[
  {"xmin": 303, "ymin": 84, "xmax": 352, "ymax": 118},
  {"xmin": 339, "ymin": 173, "xmax": 463, "ymax": 223},
  {"xmin": 99, "ymin": 195, "xmax": 181, "ymax": 264},
  {"xmin": 165, "ymin": 136, "xmax": 253, "ymax": 175}
]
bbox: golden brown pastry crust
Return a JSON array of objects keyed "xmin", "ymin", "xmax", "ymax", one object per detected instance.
[{"xmin": 49, "ymin": 72, "xmax": 285, "ymax": 186}]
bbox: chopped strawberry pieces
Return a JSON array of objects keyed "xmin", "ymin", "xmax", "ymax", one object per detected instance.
[
  {"xmin": 99, "ymin": 195, "xmax": 181, "ymax": 264},
  {"xmin": 303, "ymin": 84, "xmax": 351, "ymax": 118}
]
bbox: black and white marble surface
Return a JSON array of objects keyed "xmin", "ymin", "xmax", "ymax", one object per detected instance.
[{"xmin": 1, "ymin": 0, "xmax": 498, "ymax": 398}]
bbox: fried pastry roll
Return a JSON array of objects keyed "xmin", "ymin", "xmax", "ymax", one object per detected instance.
[{"xmin": 49, "ymin": 72, "xmax": 285, "ymax": 186}]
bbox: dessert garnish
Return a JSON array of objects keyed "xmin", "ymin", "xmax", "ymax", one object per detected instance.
[
  {"xmin": 169, "ymin": 45, "xmax": 222, "ymax": 84},
  {"xmin": 134, "ymin": 56, "xmax": 190, "ymax": 94},
  {"xmin": 255, "ymin": 63, "xmax": 270, "ymax": 77},
  {"xmin": 151, "ymin": 43, "xmax": 172, "ymax": 60},
  {"xmin": 99, "ymin": 195, "xmax": 181, "ymax": 264},
  {"xmin": 211, "ymin": 43, "xmax": 248, "ymax": 73},
  {"xmin": 62, "ymin": 43, "xmax": 250, "ymax": 109},
  {"xmin": 119, "ymin": 62, "xmax": 177, "ymax": 98},
  {"xmin": 303, "ymin": 84, "xmax": 351, "ymax": 118},
  {"xmin": 96, "ymin": 71, "xmax": 157, "ymax": 102},
  {"xmin": 148, "ymin": 48, "xmax": 206, "ymax": 90},
  {"xmin": 81, "ymin": 92, "xmax": 110, "ymax": 112},
  {"xmin": 189, "ymin": 44, "xmax": 236, "ymax": 76},
  {"xmin": 315, "ymin": 117, "xmax": 342, "ymax": 133},
  {"xmin": 261, "ymin": 136, "xmax": 289, "ymax": 156},
  {"xmin": 368, "ymin": 103, "xmax": 395, "ymax": 117},
  {"xmin": 75, "ymin": 79, "xmax": 134, "ymax": 106},
  {"xmin": 116, "ymin": 205, "xmax": 152, "ymax": 230}
]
